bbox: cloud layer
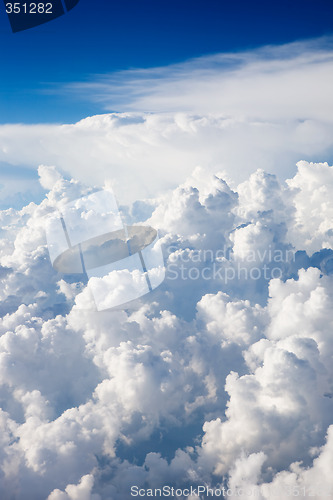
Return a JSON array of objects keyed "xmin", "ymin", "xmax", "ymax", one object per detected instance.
[
  {"xmin": 1, "ymin": 38, "xmax": 333, "ymax": 205},
  {"xmin": 0, "ymin": 160, "xmax": 332, "ymax": 499}
]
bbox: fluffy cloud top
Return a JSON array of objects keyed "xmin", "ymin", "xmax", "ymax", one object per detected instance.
[{"xmin": 0, "ymin": 159, "xmax": 332, "ymax": 499}]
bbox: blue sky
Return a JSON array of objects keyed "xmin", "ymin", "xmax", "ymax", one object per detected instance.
[{"xmin": 1, "ymin": 0, "xmax": 333, "ymax": 123}]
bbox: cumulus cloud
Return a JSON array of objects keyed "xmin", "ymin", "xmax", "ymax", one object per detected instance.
[
  {"xmin": 48, "ymin": 474, "xmax": 101, "ymax": 500},
  {"xmin": 0, "ymin": 159, "xmax": 332, "ymax": 499},
  {"xmin": 38, "ymin": 165, "xmax": 63, "ymax": 191},
  {"xmin": 198, "ymin": 268, "xmax": 333, "ymax": 477},
  {"xmin": 227, "ymin": 426, "xmax": 333, "ymax": 499},
  {"xmin": 286, "ymin": 160, "xmax": 333, "ymax": 253}
]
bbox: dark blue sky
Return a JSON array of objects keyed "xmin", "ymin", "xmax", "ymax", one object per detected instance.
[{"xmin": 1, "ymin": 0, "xmax": 333, "ymax": 123}]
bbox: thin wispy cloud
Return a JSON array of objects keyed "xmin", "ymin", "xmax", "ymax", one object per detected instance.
[{"xmin": 65, "ymin": 37, "xmax": 333, "ymax": 120}]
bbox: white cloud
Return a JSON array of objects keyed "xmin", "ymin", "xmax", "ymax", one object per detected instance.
[
  {"xmin": 227, "ymin": 426, "xmax": 333, "ymax": 499},
  {"xmin": 66, "ymin": 38, "xmax": 333, "ymax": 121},
  {"xmin": 1, "ymin": 39, "xmax": 333, "ymax": 205},
  {"xmin": 0, "ymin": 39, "xmax": 331, "ymax": 499},
  {"xmin": 38, "ymin": 165, "xmax": 63, "ymax": 191},
  {"xmin": 286, "ymin": 160, "xmax": 333, "ymax": 253},
  {"xmin": 48, "ymin": 474, "xmax": 101, "ymax": 500},
  {"xmin": 0, "ymin": 158, "xmax": 332, "ymax": 498}
]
